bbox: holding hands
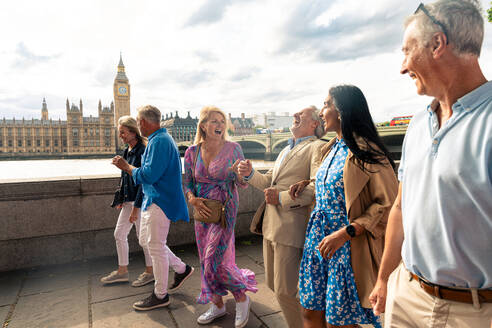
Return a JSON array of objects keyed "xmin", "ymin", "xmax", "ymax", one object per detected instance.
[{"xmin": 237, "ymin": 159, "xmax": 253, "ymax": 177}]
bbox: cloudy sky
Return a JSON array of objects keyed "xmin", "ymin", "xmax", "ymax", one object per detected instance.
[{"xmin": 0, "ymin": 0, "xmax": 491, "ymax": 123}]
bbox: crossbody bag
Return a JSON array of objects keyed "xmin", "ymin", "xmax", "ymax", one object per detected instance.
[{"xmin": 191, "ymin": 143, "xmax": 228, "ymax": 229}]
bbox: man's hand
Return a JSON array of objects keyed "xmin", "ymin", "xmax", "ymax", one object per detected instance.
[
  {"xmin": 112, "ymin": 156, "xmax": 130, "ymax": 173},
  {"xmin": 129, "ymin": 206, "xmax": 139, "ymax": 223},
  {"xmin": 238, "ymin": 159, "xmax": 253, "ymax": 177},
  {"xmin": 369, "ymin": 278, "xmax": 388, "ymax": 316},
  {"xmin": 264, "ymin": 187, "xmax": 279, "ymax": 205}
]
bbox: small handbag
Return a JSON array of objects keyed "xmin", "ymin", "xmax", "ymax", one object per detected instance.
[
  {"xmin": 110, "ymin": 185, "xmax": 124, "ymax": 208},
  {"xmin": 191, "ymin": 144, "xmax": 228, "ymax": 229},
  {"xmin": 111, "ymin": 167, "xmax": 125, "ymax": 208}
]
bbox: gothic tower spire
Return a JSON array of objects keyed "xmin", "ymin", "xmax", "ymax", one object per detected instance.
[
  {"xmin": 41, "ymin": 98, "xmax": 48, "ymax": 120},
  {"xmin": 113, "ymin": 53, "xmax": 130, "ymax": 141}
]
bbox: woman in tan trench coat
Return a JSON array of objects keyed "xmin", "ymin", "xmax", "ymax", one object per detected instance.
[{"xmin": 290, "ymin": 85, "xmax": 398, "ymax": 328}]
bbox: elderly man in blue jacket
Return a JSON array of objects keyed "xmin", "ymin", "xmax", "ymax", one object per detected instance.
[{"xmin": 113, "ymin": 105, "xmax": 193, "ymax": 310}]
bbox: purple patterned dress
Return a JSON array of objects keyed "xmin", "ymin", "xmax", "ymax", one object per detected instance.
[{"xmin": 184, "ymin": 141, "xmax": 258, "ymax": 304}]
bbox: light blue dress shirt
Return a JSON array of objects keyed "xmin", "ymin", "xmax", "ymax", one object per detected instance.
[
  {"xmin": 399, "ymin": 81, "xmax": 492, "ymax": 289},
  {"xmin": 132, "ymin": 128, "xmax": 189, "ymax": 222}
]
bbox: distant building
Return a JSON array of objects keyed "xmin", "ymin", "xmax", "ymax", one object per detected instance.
[
  {"xmin": 252, "ymin": 112, "xmax": 292, "ymax": 130},
  {"xmin": 0, "ymin": 55, "xmax": 134, "ymax": 157},
  {"xmin": 113, "ymin": 54, "xmax": 131, "ymax": 150},
  {"xmin": 0, "ymin": 98, "xmax": 115, "ymax": 155},
  {"xmin": 229, "ymin": 113, "xmax": 254, "ymax": 135},
  {"xmin": 161, "ymin": 111, "xmax": 198, "ymax": 142}
]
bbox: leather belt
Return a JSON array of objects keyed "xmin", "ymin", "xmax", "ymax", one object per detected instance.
[{"xmin": 409, "ymin": 272, "xmax": 492, "ymax": 304}]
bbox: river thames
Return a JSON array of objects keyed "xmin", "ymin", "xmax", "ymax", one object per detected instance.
[{"xmin": 0, "ymin": 158, "xmax": 275, "ymax": 182}]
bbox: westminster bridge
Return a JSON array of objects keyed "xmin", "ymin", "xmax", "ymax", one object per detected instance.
[{"xmin": 177, "ymin": 125, "xmax": 407, "ymax": 160}]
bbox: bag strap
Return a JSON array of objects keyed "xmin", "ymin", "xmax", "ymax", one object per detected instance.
[{"xmin": 191, "ymin": 143, "xmax": 201, "ymax": 197}]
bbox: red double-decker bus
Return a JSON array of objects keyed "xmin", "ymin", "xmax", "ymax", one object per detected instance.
[{"xmin": 390, "ymin": 115, "xmax": 413, "ymax": 126}]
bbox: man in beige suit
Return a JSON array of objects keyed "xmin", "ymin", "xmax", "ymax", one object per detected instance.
[{"xmin": 237, "ymin": 106, "xmax": 325, "ymax": 328}]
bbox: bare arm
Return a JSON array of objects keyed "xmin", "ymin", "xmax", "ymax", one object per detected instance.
[{"xmin": 369, "ymin": 182, "xmax": 404, "ymax": 315}]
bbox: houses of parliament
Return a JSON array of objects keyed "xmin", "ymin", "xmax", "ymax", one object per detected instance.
[{"xmin": 0, "ymin": 56, "xmax": 131, "ymax": 158}]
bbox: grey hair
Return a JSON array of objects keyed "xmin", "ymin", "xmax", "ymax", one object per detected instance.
[
  {"xmin": 137, "ymin": 105, "xmax": 161, "ymax": 124},
  {"xmin": 307, "ymin": 105, "xmax": 325, "ymax": 139},
  {"xmin": 404, "ymin": 0, "xmax": 484, "ymax": 57}
]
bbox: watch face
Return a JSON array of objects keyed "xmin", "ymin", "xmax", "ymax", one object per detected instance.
[
  {"xmin": 118, "ymin": 86, "xmax": 127, "ymax": 95},
  {"xmin": 346, "ymin": 224, "xmax": 356, "ymax": 237}
]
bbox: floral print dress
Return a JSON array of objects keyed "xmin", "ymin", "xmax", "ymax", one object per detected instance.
[
  {"xmin": 298, "ymin": 138, "xmax": 381, "ymax": 327},
  {"xmin": 184, "ymin": 141, "xmax": 258, "ymax": 304}
]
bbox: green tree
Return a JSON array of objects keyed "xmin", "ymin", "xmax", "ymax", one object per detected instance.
[{"xmin": 488, "ymin": 2, "xmax": 492, "ymax": 22}]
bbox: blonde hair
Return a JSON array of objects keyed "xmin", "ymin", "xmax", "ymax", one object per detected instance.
[
  {"xmin": 194, "ymin": 106, "xmax": 230, "ymax": 145},
  {"xmin": 118, "ymin": 115, "xmax": 146, "ymax": 144}
]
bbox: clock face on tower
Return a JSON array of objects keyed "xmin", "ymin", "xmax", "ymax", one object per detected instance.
[{"xmin": 118, "ymin": 86, "xmax": 127, "ymax": 95}]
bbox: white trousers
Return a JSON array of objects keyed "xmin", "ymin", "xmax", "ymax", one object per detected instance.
[
  {"xmin": 139, "ymin": 203, "xmax": 186, "ymax": 298},
  {"xmin": 114, "ymin": 202, "xmax": 152, "ymax": 267}
]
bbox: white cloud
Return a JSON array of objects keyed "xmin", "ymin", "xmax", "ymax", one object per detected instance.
[{"xmin": 0, "ymin": 0, "xmax": 490, "ymax": 123}]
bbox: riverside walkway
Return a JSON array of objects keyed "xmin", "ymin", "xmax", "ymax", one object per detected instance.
[
  {"xmin": 0, "ymin": 234, "xmax": 376, "ymax": 328},
  {"xmin": 1, "ymin": 235, "xmax": 287, "ymax": 328}
]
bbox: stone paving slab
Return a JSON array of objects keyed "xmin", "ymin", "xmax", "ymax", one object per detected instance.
[
  {"xmin": 91, "ymin": 276, "xmax": 154, "ymax": 304},
  {"xmin": 236, "ymin": 237, "xmax": 264, "ymax": 265},
  {"xmin": 0, "ymin": 275, "xmax": 22, "ymax": 306},
  {"xmin": 8, "ymin": 286, "xmax": 88, "ymax": 328},
  {"xmin": 26, "ymin": 260, "xmax": 89, "ymax": 278},
  {"xmin": 260, "ymin": 312, "xmax": 289, "ymax": 328},
  {"xmin": 21, "ymin": 268, "xmax": 89, "ymax": 296},
  {"xmin": 0, "ymin": 305, "xmax": 10, "ymax": 324},
  {"xmin": 92, "ymin": 294, "xmax": 175, "ymax": 328},
  {"xmin": 249, "ymin": 274, "xmax": 283, "ymax": 319}
]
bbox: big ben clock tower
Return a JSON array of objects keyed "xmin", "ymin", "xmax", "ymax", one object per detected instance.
[{"xmin": 113, "ymin": 53, "xmax": 130, "ymax": 128}]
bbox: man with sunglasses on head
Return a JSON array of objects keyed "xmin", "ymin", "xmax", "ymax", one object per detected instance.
[{"xmin": 369, "ymin": 1, "xmax": 492, "ymax": 327}]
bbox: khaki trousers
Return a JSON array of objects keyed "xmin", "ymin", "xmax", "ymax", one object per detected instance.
[
  {"xmin": 385, "ymin": 263, "xmax": 492, "ymax": 328},
  {"xmin": 263, "ymin": 238, "xmax": 303, "ymax": 328}
]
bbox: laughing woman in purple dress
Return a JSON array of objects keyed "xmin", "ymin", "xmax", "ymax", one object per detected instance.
[{"xmin": 183, "ymin": 106, "xmax": 257, "ymax": 328}]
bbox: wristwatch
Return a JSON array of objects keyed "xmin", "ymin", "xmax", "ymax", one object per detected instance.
[{"xmin": 345, "ymin": 224, "xmax": 356, "ymax": 238}]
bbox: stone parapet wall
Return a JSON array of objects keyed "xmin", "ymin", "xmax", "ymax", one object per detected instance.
[{"xmin": 0, "ymin": 174, "xmax": 265, "ymax": 272}]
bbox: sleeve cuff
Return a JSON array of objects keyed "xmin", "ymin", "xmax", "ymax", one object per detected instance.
[{"xmin": 243, "ymin": 168, "xmax": 255, "ymax": 181}]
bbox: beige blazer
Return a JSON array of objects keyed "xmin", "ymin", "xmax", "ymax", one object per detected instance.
[
  {"xmin": 315, "ymin": 138, "xmax": 398, "ymax": 308},
  {"xmin": 248, "ymin": 136, "xmax": 325, "ymax": 249}
]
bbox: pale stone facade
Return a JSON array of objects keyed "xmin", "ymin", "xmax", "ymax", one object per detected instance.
[
  {"xmin": 0, "ymin": 55, "xmax": 131, "ymax": 157},
  {"xmin": 0, "ymin": 98, "xmax": 115, "ymax": 156}
]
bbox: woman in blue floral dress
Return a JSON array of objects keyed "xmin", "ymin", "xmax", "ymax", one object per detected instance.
[{"xmin": 291, "ymin": 85, "xmax": 398, "ymax": 327}]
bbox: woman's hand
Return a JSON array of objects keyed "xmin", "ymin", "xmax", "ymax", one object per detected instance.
[
  {"xmin": 116, "ymin": 204, "xmax": 123, "ymax": 210},
  {"xmin": 129, "ymin": 207, "xmax": 139, "ymax": 223},
  {"xmin": 317, "ymin": 229, "xmax": 350, "ymax": 259},
  {"xmin": 288, "ymin": 180, "xmax": 310, "ymax": 200},
  {"xmin": 189, "ymin": 196, "xmax": 213, "ymax": 219}
]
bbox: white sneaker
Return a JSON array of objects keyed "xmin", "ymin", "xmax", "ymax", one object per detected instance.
[
  {"xmin": 197, "ymin": 303, "xmax": 227, "ymax": 324},
  {"xmin": 235, "ymin": 295, "xmax": 251, "ymax": 328}
]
